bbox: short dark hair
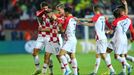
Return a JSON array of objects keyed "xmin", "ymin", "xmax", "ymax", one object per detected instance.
[
  {"xmin": 93, "ymin": 5, "xmax": 101, "ymax": 12},
  {"xmin": 64, "ymin": 7, "xmax": 72, "ymax": 14},
  {"xmin": 40, "ymin": 1, "xmax": 48, "ymax": 8},
  {"xmin": 113, "ymin": 8, "xmax": 121, "ymax": 18}
]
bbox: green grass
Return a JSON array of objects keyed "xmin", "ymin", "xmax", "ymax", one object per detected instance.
[{"xmin": 0, "ymin": 51, "xmax": 134, "ymax": 75}]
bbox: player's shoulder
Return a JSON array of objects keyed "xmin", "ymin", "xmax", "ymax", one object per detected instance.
[{"xmin": 92, "ymin": 14, "xmax": 103, "ymax": 22}]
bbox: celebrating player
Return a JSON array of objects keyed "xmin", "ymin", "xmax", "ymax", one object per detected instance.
[
  {"xmin": 79, "ymin": 6, "xmax": 115, "ymax": 75},
  {"xmin": 58, "ymin": 7, "xmax": 78, "ymax": 75},
  {"xmin": 41, "ymin": 12, "xmax": 62, "ymax": 75},
  {"xmin": 32, "ymin": 2, "xmax": 53, "ymax": 75}
]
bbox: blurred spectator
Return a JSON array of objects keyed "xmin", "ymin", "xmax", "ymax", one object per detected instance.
[{"xmin": 0, "ymin": 23, "xmax": 5, "ymax": 40}]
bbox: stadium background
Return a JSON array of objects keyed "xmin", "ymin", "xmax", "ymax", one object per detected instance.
[{"xmin": 0, "ymin": 0, "xmax": 134, "ymax": 75}]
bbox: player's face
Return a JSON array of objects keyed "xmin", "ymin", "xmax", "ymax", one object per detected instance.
[
  {"xmin": 57, "ymin": 7, "xmax": 65, "ymax": 15},
  {"xmin": 120, "ymin": 11, "xmax": 125, "ymax": 16},
  {"xmin": 42, "ymin": 6, "xmax": 48, "ymax": 10}
]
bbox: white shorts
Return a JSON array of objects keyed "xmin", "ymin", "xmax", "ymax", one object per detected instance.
[
  {"xmin": 62, "ymin": 38, "xmax": 77, "ymax": 53},
  {"xmin": 45, "ymin": 42, "xmax": 60, "ymax": 55},
  {"xmin": 59, "ymin": 34, "xmax": 63, "ymax": 48},
  {"xmin": 108, "ymin": 40, "xmax": 128, "ymax": 54},
  {"xmin": 96, "ymin": 39, "xmax": 107, "ymax": 54},
  {"xmin": 35, "ymin": 36, "xmax": 50, "ymax": 50}
]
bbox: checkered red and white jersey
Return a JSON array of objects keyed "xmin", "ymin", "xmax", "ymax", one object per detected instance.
[
  {"xmin": 38, "ymin": 14, "xmax": 50, "ymax": 37},
  {"xmin": 49, "ymin": 20, "xmax": 59, "ymax": 43}
]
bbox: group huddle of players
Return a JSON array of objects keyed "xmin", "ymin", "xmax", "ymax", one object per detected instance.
[{"xmin": 31, "ymin": 0, "xmax": 134, "ymax": 75}]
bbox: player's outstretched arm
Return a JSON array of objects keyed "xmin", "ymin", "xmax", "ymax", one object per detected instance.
[
  {"xmin": 79, "ymin": 21, "xmax": 94, "ymax": 26},
  {"xmin": 38, "ymin": 27, "xmax": 51, "ymax": 32},
  {"xmin": 121, "ymin": 0, "xmax": 128, "ymax": 15}
]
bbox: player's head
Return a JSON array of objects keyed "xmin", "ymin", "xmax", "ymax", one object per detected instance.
[
  {"xmin": 117, "ymin": 5, "xmax": 126, "ymax": 16},
  {"xmin": 40, "ymin": 1, "xmax": 48, "ymax": 9},
  {"xmin": 40, "ymin": 1, "xmax": 51, "ymax": 13},
  {"xmin": 56, "ymin": 3, "xmax": 65, "ymax": 15},
  {"xmin": 64, "ymin": 7, "xmax": 72, "ymax": 15},
  {"xmin": 93, "ymin": 5, "xmax": 101, "ymax": 14},
  {"xmin": 113, "ymin": 8, "xmax": 121, "ymax": 18}
]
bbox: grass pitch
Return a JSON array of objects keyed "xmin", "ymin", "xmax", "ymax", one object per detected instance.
[{"xmin": 0, "ymin": 51, "xmax": 134, "ymax": 75}]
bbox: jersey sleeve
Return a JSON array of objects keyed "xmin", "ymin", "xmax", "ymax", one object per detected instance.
[
  {"xmin": 62, "ymin": 16, "xmax": 73, "ymax": 30},
  {"xmin": 105, "ymin": 19, "xmax": 112, "ymax": 29},
  {"xmin": 92, "ymin": 15, "xmax": 98, "ymax": 22},
  {"xmin": 129, "ymin": 21, "xmax": 134, "ymax": 40},
  {"xmin": 36, "ymin": 9, "xmax": 45, "ymax": 17}
]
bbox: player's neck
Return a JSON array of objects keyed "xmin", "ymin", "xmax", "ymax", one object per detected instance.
[
  {"xmin": 66, "ymin": 13, "xmax": 72, "ymax": 17},
  {"xmin": 95, "ymin": 12, "xmax": 100, "ymax": 15}
]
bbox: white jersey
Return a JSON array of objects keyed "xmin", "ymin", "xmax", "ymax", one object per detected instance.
[
  {"xmin": 63, "ymin": 16, "xmax": 77, "ymax": 41},
  {"xmin": 112, "ymin": 16, "xmax": 131, "ymax": 43},
  {"xmin": 110, "ymin": 16, "xmax": 132, "ymax": 54},
  {"xmin": 62, "ymin": 16, "xmax": 77, "ymax": 53},
  {"xmin": 92, "ymin": 14, "xmax": 107, "ymax": 40}
]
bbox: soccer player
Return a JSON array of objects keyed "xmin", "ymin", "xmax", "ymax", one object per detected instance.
[
  {"xmin": 32, "ymin": 2, "xmax": 53, "ymax": 75},
  {"xmin": 41, "ymin": 12, "xmax": 61, "ymax": 75},
  {"xmin": 108, "ymin": 7, "xmax": 134, "ymax": 75},
  {"xmin": 118, "ymin": 0, "xmax": 134, "ymax": 63},
  {"xmin": 58, "ymin": 7, "xmax": 78, "ymax": 75},
  {"xmin": 55, "ymin": 4, "xmax": 73, "ymax": 74},
  {"xmin": 79, "ymin": 6, "xmax": 115, "ymax": 75}
]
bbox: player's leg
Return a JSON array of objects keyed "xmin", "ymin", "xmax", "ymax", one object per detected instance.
[
  {"xmin": 42, "ymin": 52, "xmax": 52, "ymax": 75},
  {"xmin": 99, "ymin": 40, "xmax": 115, "ymax": 74},
  {"xmin": 48, "ymin": 57, "xmax": 53, "ymax": 75},
  {"xmin": 32, "ymin": 38, "xmax": 44, "ymax": 75},
  {"xmin": 100, "ymin": 53, "xmax": 115, "ymax": 74},
  {"xmin": 125, "ymin": 54, "xmax": 134, "ymax": 62},
  {"xmin": 89, "ymin": 53, "xmax": 101, "ymax": 75},
  {"xmin": 59, "ymin": 49, "xmax": 71, "ymax": 75},
  {"xmin": 68, "ymin": 53, "xmax": 78, "ymax": 75},
  {"xmin": 114, "ymin": 53, "xmax": 128, "ymax": 75},
  {"xmin": 56, "ymin": 55, "xmax": 66, "ymax": 74},
  {"xmin": 32, "ymin": 48, "xmax": 41, "ymax": 75},
  {"xmin": 65, "ymin": 53, "xmax": 71, "ymax": 64}
]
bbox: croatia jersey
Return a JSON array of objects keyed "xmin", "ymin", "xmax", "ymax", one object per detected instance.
[
  {"xmin": 38, "ymin": 14, "xmax": 50, "ymax": 37},
  {"xmin": 49, "ymin": 20, "xmax": 59, "ymax": 43},
  {"xmin": 110, "ymin": 15, "xmax": 133, "ymax": 54},
  {"xmin": 62, "ymin": 16, "xmax": 77, "ymax": 41},
  {"xmin": 92, "ymin": 14, "xmax": 107, "ymax": 40},
  {"xmin": 112, "ymin": 16, "xmax": 132, "ymax": 42},
  {"xmin": 61, "ymin": 16, "xmax": 77, "ymax": 53}
]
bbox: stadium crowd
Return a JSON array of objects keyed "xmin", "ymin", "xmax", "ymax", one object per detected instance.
[{"xmin": 0, "ymin": 0, "xmax": 134, "ymax": 41}]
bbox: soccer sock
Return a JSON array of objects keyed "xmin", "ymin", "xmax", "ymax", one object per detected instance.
[
  {"xmin": 116, "ymin": 56, "xmax": 126, "ymax": 72},
  {"xmin": 49, "ymin": 58, "xmax": 53, "ymax": 74},
  {"xmin": 71, "ymin": 58, "xmax": 78, "ymax": 75},
  {"xmin": 126, "ymin": 55, "xmax": 134, "ymax": 62},
  {"xmin": 60, "ymin": 55, "xmax": 70, "ymax": 71},
  {"xmin": 105, "ymin": 56, "xmax": 115, "ymax": 72},
  {"xmin": 42, "ymin": 63, "xmax": 48, "ymax": 74},
  {"xmin": 106, "ymin": 53, "xmax": 111, "ymax": 64},
  {"xmin": 33, "ymin": 55, "xmax": 40, "ymax": 70},
  {"xmin": 60, "ymin": 63, "xmax": 66, "ymax": 74},
  {"xmin": 65, "ymin": 54, "xmax": 71, "ymax": 64},
  {"xmin": 93, "ymin": 57, "xmax": 101, "ymax": 73},
  {"xmin": 122, "ymin": 57, "xmax": 130, "ymax": 68}
]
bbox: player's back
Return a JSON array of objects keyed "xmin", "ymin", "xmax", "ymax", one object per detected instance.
[
  {"xmin": 94, "ymin": 15, "xmax": 107, "ymax": 40},
  {"xmin": 113, "ymin": 16, "xmax": 131, "ymax": 42}
]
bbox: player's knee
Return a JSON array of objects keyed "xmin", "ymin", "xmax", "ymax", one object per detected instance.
[
  {"xmin": 100, "ymin": 54, "xmax": 105, "ymax": 59},
  {"xmin": 106, "ymin": 48, "xmax": 112, "ymax": 53},
  {"xmin": 59, "ymin": 49, "xmax": 66, "ymax": 56},
  {"xmin": 32, "ymin": 48, "xmax": 39, "ymax": 56},
  {"xmin": 96, "ymin": 54, "xmax": 100, "ymax": 58},
  {"xmin": 70, "ymin": 53, "xmax": 75, "ymax": 59},
  {"xmin": 114, "ymin": 54, "xmax": 118, "ymax": 59}
]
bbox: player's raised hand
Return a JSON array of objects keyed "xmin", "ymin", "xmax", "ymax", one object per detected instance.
[{"xmin": 121, "ymin": 0, "xmax": 127, "ymax": 5}]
